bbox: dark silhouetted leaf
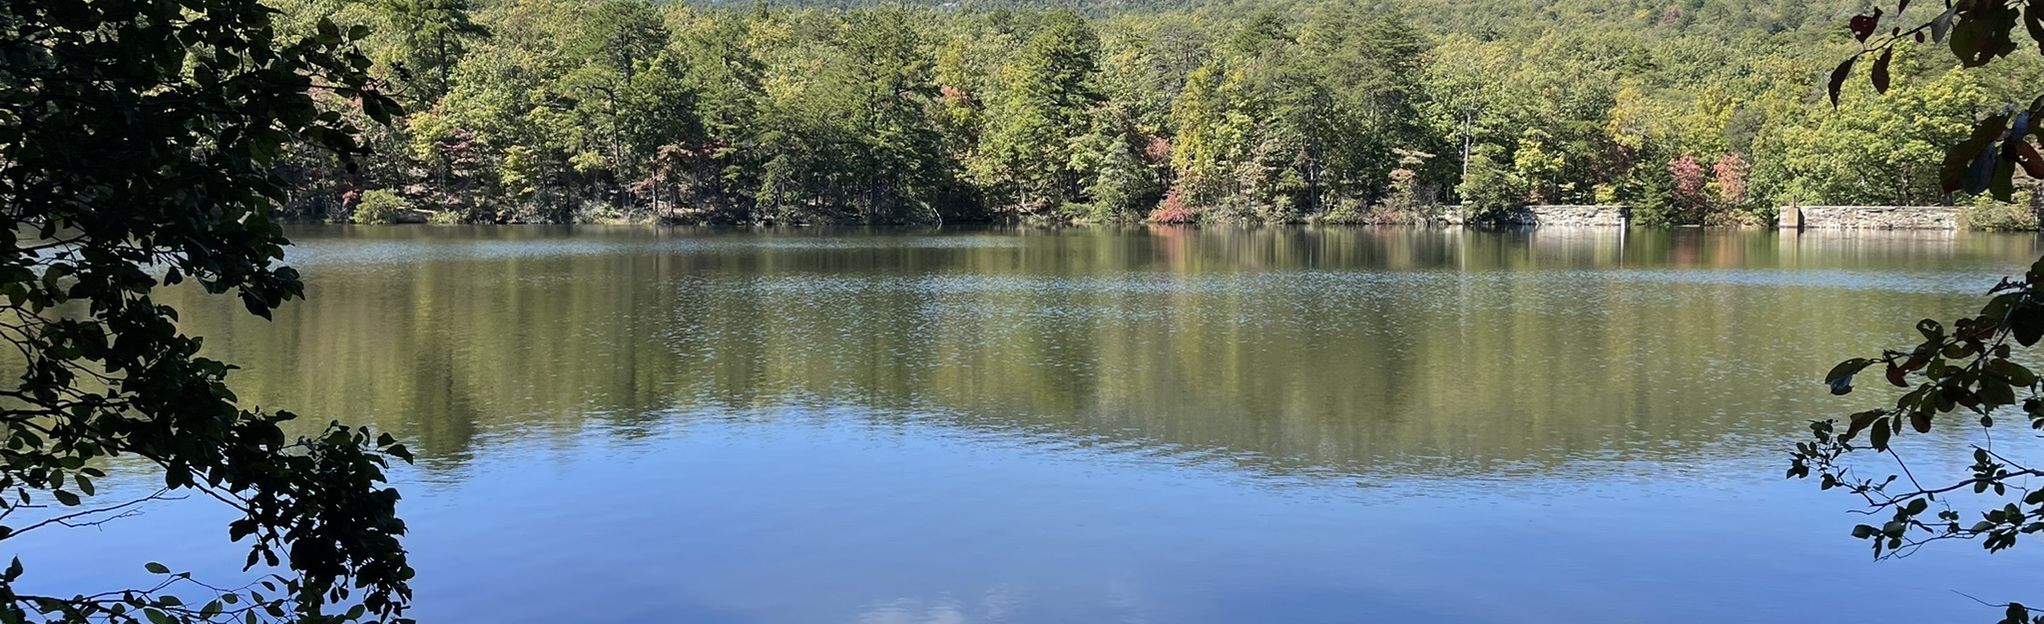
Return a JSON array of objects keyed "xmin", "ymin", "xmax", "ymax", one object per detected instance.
[
  {"xmin": 1844, "ymin": 410, "xmax": 1885, "ymax": 440},
  {"xmin": 1950, "ymin": 0, "xmax": 2021, "ymax": 67},
  {"xmin": 2016, "ymin": 140, "xmax": 2044, "ymax": 178},
  {"xmin": 2015, "ymin": 309, "xmax": 2044, "ymax": 346},
  {"xmin": 1991, "ymin": 147, "xmax": 2018, "ymax": 200},
  {"xmin": 1827, "ymin": 358, "xmax": 1873, "ymax": 395},
  {"xmin": 1871, "ymin": 48, "xmax": 1893, "ymax": 93},
  {"xmin": 2028, "ymin": 0, "xmax": 2044, "ymax": 53},
  {"xmin": 1851, "ymin": 12, "xmax": 1882, "ymax": 42},
  {"xmin": 1829, "ymin": 57, "xmax": 1856, "ymax": 106},
  {"xmin": 1944, "ymin": 114, "xmax": 2010, "ymax": 194}
]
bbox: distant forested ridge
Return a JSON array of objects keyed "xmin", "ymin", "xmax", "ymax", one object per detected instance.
[{"xmin": 272, "ymin": 0, "xmax": 2044, "ymax": 225}]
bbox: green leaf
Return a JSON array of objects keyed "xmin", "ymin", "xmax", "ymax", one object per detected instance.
[
  {"xmin": 1827, "ymin": 358, "xmax": 1872, "ymax": 395},
  {"xmin": 1990, "ymin": 359, "xmax": 2039, "ymax": 387},
  {"xmin": 1843, "ymin": 410, "xmax": 1885, "ymax": 441},
  {"xmin": 144, "ymin": 562, "xmax": 169, "ymax": 574}
]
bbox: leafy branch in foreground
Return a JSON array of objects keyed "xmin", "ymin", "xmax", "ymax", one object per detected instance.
[
  {"xmin": 1799, "ymin": 254, "xmax": 2044, "ymax": 623},
  {"xmin": 1831, "ymin": 0, "xmax": 2044, "ymax": 201},
  {"xmin": 1, "ymin": 0, "xmax": 415, "ymax": 621},
  {"xmin": 1806, "ymin": 9, "xmax": 2044, "ymax": 620}
]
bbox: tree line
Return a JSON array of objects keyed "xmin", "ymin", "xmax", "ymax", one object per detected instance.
[{"xmin": 275, "ymin": 0, "xmax": 2044, "ymax": 226}]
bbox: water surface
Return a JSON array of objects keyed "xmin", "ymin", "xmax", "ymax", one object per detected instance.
[{"xmin": 14, "ymin": 226, "xmax": 2044, "ymax": 623}]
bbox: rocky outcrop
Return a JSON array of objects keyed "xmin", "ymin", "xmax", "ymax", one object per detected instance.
[{"xmin": 1778, "ymin": 206, "xmax": 1961, "ymax": 230}]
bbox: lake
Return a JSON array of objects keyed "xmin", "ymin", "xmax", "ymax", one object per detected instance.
[{"xmin": 13, "ymin": 225, "xmax": 2044, "ymax": 623}]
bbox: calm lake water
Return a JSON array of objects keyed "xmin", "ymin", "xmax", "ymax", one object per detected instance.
[{"xmin": 14, "ymin": 225, "xmax": 2044, "ymax": 623}]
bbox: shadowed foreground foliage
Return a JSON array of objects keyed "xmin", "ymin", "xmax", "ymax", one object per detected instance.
[
  {"xmin": 1, "ymin": 0, "xmax": 416, "ymax": 622},
  {"xmin": 1807, "ymin": 2, "xmax": 2044, "ymax": 622}
]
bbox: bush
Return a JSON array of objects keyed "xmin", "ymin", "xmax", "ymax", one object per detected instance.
[
  {"xmin": 427, "ymin": 209, "xmax": 467, "ymax": 224},
  {"xmin": 1060, "ymin": 201, "xmax": 1139, "ymax": 224},
  {"xmin": 1314, "ymin": 198, "xmax": 1370, "ymax": 225},
  {"xmin": 351, "ymin": 189, "xmax": 405, "ymax": 224},
  {"xmin": 1592, "ymin": 183, "xmax": 1620, "ymax": 205},
  {"xmin": 1148, "ymin": 184, "xmax": 1197, "ymax": 224},
  {"xmin": 1962, "ymin": 192, "xmax": 2041, "ymax": 231}
]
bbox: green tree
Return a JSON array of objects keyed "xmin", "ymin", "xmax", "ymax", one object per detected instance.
[
  {"xmin": 669, "ymin": 7, "xmax": 769, "ymax": 221},
  {"xmin": 752, "ymin": 8, "xmax": 950, "ymax": 224},
  {"xmin": 1456, "ymin": 144, "xmax": 1526, "ymax": 221},
  {"xmin": 372, "ymin": 0, "xmax": 488, "ymax": 103},
  {"xmin": 240, "ymin": 0, "xmax": 2044, "ymax": 226},
  {"xmin": 0, "ymin": 0, "xmax": 415, "ymax": 621},
  {"xmin": 975, "ymin": 11, "xmax": 1104, "ymax": 214},
  {"xmin": 1071, "ymin": 103, "xmax": 1166, "ymax": 219}
]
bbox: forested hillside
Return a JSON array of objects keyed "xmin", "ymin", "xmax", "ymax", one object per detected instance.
[{"xmin": 272, "ymin": 0, "xmax": 2044, "ymax": 225}]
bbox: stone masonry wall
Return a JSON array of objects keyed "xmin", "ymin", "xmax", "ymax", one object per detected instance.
[
  {"xmin": 1439, "ymin": 205, "xmax": 1630, "ymax": 227},
  {"xmin": 1779, "ymin": 206, "xmax": 1961, "ymax": 230}
]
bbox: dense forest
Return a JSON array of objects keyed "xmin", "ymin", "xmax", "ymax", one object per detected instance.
[{"xmin": 271, "ymin": 0, "xmax": 2044, "ymax": 225}]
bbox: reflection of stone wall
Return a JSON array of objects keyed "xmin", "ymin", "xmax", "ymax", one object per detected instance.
[
  {"xmin": 1440, "ymin": 205, "xmax": 1630, "ymax": 227},
  {"xmin": 1779, "ymin": 206, "xmax": 1961, "ymax": 230}
]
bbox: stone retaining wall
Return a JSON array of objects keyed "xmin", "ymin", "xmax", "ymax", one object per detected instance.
[
  {"xmin": 1779, "ymin": 205, "xmax": 1962, "ymax": 230},
  {"xmin": 1440, "ymin": 205, "xmax": 1630, "ymax": 227},
  {"xmin": 1425, "ymin": 204, "xmax": 1978, "ymax": 229}
]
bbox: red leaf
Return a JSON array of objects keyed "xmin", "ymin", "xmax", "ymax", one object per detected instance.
[{"xmin": 1850, "ymin": 11, "xmax": 1882, "ymax": 42}]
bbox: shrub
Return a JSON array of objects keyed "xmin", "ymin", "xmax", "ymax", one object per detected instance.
[
  {"xmin": 427, "ymin": 209, "xmax": 467, "ymax": 224},
  {"xmin": 1148, "ymin": 184, "xmax": 1197, "ymax": 224},
  {"xmin": 1592, "ymin": 183, "xmax": 1620, "ymax": 205},
  {"xmin": 1962, "ymin": 192, "xmax": 2041, "ymax": 231},
  {"xmin": 1314, "ymin": 198, "xmax": 1370, "ymax": 225},
  {"xmin": 352, "ymin": 189, "xmax": 405, "ymax": 224}
]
